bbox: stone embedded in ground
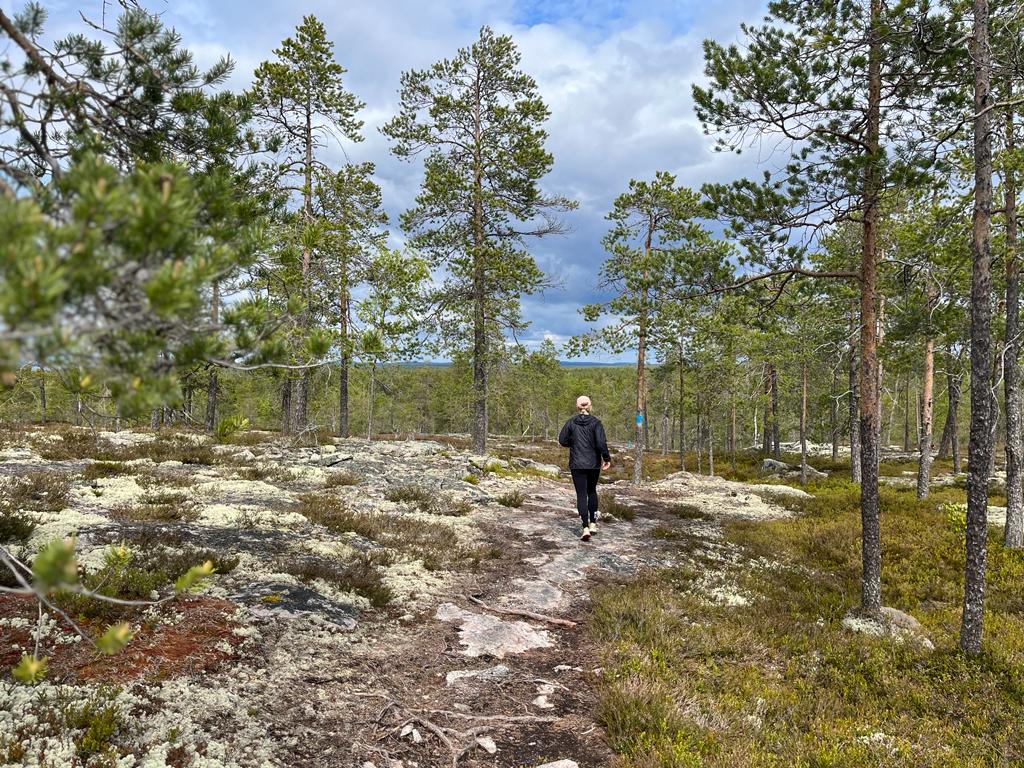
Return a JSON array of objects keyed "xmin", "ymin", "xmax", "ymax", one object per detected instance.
[
  {"xmin": 435, "ymin": 603, "xmax": 552, "ymax": 658},
  {"xmin": 476, "ymin": 736, "xmax": 498, "ymax": 754},
  {"xmin": 535, "ymin": 761, "xmax": 579, "ymax": 768},
  {"xmin": 468, "ymin": 454, "xmax": 510, "ymax": 472},
  {"xmin": 842, "ymin": 607, "xmax": 934, "ymax": 650},
  {"xmin": 511, "ymin": 457, "xmax": 561, "ymax": 477},
  {"xmin": 445, "ymin": 665, "xmax": 510, "ymax": 686}
]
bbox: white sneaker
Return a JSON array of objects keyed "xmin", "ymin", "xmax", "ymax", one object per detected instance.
[
  {"xmin": 589, "ymin": 520, "xmax": 598, "ymax": 532},
  {"xmin": 580, "ymin": 526, "xmax": 591, "ymax": 541}
]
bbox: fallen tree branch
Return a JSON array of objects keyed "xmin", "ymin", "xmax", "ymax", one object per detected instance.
[{"xmin": 466, "ymin": 595, "xmax": 577, "ymax": 628}]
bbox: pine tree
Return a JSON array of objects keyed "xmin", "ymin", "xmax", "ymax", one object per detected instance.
[
  {"xmin": 383, "ymin": 26, "xmax": 575, "ymax": 454},
  {"xmin": 251, "ymin": 15, "xmax": 366, "ymax": 434},
  {"xmin": 694, "ymin": 0, "xmax": 964, "ymax": 616},
  {"xmin": 576, "ymin": 172, "xmax": 731, "ymax": 483}
]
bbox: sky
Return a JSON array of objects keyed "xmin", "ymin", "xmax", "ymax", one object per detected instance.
[{"xmin": 10, "ymin": 0, "xmax": 773, "ymax": 362}]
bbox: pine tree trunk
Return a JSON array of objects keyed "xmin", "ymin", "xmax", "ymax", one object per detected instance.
[
  {"xmin": 281, "ymin": 378, "xmax": 292, "ymax": 435},
  {"xmin": 962, "ymin": 0, "xmax": 994, "ymax": 655},
  {"xmin": 633, "ymin": 322, "xmax": 647, "ymax": 485},
  {"xmin": 903, "ymin": 377, "xmax": 912, "ymax": 451},
  {"xmin": 730, "ymin": 394, "xmax": 738, "ymax": 473},
  {"xmin": 830, "ymin": 364, "xmax": 839, "ymax": 463},
  {"xmin": 1004, "ymin": 90, "xmax": 1023, "ymax": 548},
  {"xmin": 762, "ymin": 368, "xmax": 771, "ymax": 456},
  {"xmin": 770, "ymin": 364, "xmax": 780, "ymax": 459},
  {"xmin": 293, "ymin": 102, "xmax": 315, "ymax": 435},
  {"xmin": 800, "ymin": 360, "xmax": 808, "ymax": 486},
  {"xmin": 952, "ymin": 377, "xmax": 963, "ymax": 473},
  {"xmin": 858, "ymin": 0, "xmax": 883, "ymax": 617},
  {"xmin": 918, "ymin": 323, "xmax": 935, "ymax": 499},
  {"xmin": 471, "ymin": 69, "xmax": 488, "ymax": 455},
  {"xmin": 367, "ymin": 362, "xmax": 376, "ymax": 441},
  {"xmin": 205, "ymin": 370, "xmax": 218, "ymax": 432},
  {"xmin": 696, "ymin": 402, "xmax": 703, "ymax": 475},
  {"xmin": 708, "ymin": 418, "xmax": 715, "ymax": 477},
  {"xmin": 339, "ymin": 265, "xmax": 351, "ymax": 438},
  {"xmin": 850, "ymin": 306, "xmax": 862, "ymax": 483},
  {"xmin": 678, "ymin": 347, "xmax": 687, "ymax": 470},
  {"xmin": 38, "ymin": 374, "xmax": 46, "ymax": 426}
]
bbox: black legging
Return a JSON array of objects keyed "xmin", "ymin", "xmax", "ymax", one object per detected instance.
[{"xmin": 570, "ymin": 468, "xmax": 600, "ymax": 526}]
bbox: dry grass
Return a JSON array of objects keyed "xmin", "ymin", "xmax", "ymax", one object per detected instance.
[
  {"xmin": 496, "ymin": 490, "xmax": 525, "ymax": 508},
  {"xmin": 325, "ymin": 470, "xmax": 361, "ymax": 488},
  {"xmin": 276, "ymin": 552, "xmax": 393, "ymax": 607},
  {"xmin": 592, "ymin": 478, "xmax": 1024, "ymax": 767},
  {"xmin": 299, "ymin": 494, "xmax": 495, "ymax": 570}
]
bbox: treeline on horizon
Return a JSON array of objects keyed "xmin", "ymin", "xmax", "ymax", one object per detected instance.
[{"xmin": 0, "ymin": 0, "xmax": 1020, "ymax": 655}]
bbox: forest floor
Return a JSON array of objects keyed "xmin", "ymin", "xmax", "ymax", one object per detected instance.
[
  {"xmin": 0, "ymin": 426, "xmax": 803, "ymax": 768},
  {"xmin": 1, "ymin": 428, "xmax": 1020, "ymax": 768}
]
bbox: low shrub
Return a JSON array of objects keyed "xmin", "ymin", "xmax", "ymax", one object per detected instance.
[
  {"xmin": 325, "ymin": 470, "xmax": 361, "ymax": 488},
  {"xmin": 496, "ymin": 490, "xmax": 525, "ymax": 508}
]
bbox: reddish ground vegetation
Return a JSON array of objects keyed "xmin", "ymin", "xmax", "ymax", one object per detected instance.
[{"xmin": 0, "ymin": 594, "xmax": 242, "ymax": 684}]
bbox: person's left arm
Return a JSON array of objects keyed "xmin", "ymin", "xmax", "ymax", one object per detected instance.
[
  {"xmin": 596, "ymin": 421, "xmax": 611, "ymax": 468},
  {"xmin": 558, "ymin": 419, "xmax": 573, "ymax": 447}
]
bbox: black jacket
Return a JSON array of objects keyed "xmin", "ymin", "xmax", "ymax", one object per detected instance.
[{"xmin": 558, "ymin": 414, "xmax": 611, "ymax": 470}]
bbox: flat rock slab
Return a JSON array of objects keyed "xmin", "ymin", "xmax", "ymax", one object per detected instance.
[
  {"xmin": 445, "ymin": 664, "xmax": 510, "ymax": 686},
  {"xmin": 435, "ymin": 603, "xmax": 552, "ymax": 658}
]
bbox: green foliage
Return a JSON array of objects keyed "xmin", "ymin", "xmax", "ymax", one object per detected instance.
[
  {"xmin": 174, "ymin": 560, "xmax": 216, "ymax": 594},
  {"xmin": 0, "ymin": 509, "xmax": 36, "ymax": 545},
  {"xmin": 32, "ymin": 538, "xmax": 79, "ymax": 591},
  {"xmin": 11, "ymin": 655, "xmax": 47, "ymax": 685},
  {"xmin": 601, "ymin": 493, "xmax": 635, "ymax": 521},
  {"xmin": 214, "ymin": 414, "xmax": 251, "ymax": 442},
  {"xmin": 496, "ymin": 490, "xmax": 525, "ymax": 508},
  {"xmin": 95, "ymin": 623, "xmax": 134, "ymax": 656}
]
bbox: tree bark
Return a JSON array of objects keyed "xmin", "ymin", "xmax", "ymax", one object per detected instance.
[
  {"xmin": 762, "ymin": 366, "xmax": 771, "ymax": 456},
  {"xmin": 281, "ymin": 378, "xmax": 292, "ymax": 435},
  {"xmin": 961, "ymin": 0, "xmax": 994, "ymax": 656},
  {"xmin": 918, "ymin": 308, "xmax": 936, "ymax": 499},
  {"xmin": 707, "ymin": 417, "xmax": 715, "ymax": 477},
  {"xmin": 730, "ymin": 392, "xmax": 738, "ymax": 474},
  {"xmin": 850, "ymin": 304, "xmax": 862, "ymax": 483},
  {"xmin": 1005, "ymin": 87, "xmax": 1023, "ymax": 548},
  {"xmin": 770, "ymin": 364, "xmax": 780, "ymax": 458},
  {"xmin": 339, "ymin": 259, "xmax": 351, "ymax": 438},
  {"xmin": 830, "ymin": 363, "xmax": 839, "ymax": 463},
  {"xmin": 800, "ymin": 360, "xmax": 808, "ymax": 486},
  {"xmin": 471, "ymin": 67, "xmax": 488, "ymax": 455},
  {"xmin": 952, "ymin": 376, "xmax": 963, "ymax": 473},
  {"xmin": 633, "ymin": 322, "xmax": 647, "ymax": 484},
  {"xmin": 678, "ymin": 346, "xmax": 687, "ymax": 470},
  {"xmin": 858, "ymin": 0, "xmax": 883, "ymax": 617},
  {"xmin": 903, "ymin": 376, "xmax": 912, "ymax": 452},
  {"xmin": 294, "ymin": 100, "xmax": 315, "ymax": 434},
  {"xmin": 367, "ymin": 362, "xmax": 376, "ymax": 440}
]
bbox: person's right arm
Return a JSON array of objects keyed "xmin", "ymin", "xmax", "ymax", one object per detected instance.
[{"xmin": 558, "ymin": 420, "xmax": 573, "ymax": 447}]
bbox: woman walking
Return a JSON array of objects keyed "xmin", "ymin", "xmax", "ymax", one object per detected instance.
[{"xmin": 558, "ymin": 395, "xmax": 612, "ymax": 541}]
